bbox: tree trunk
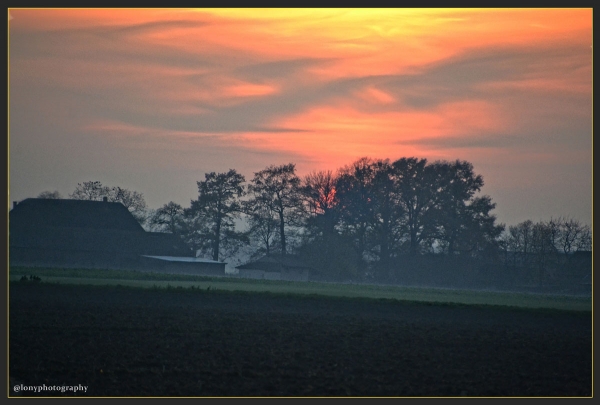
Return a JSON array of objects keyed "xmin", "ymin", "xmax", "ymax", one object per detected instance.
[
  {"xmin": 279, "ymin": 210, "xmax": 286, "ymax": 255},
  {"xmin": 410, "ymin": 225, "xmax": 418, "ymax": 256},
  {"xmin": 213, "ymin": 216, "xmax": 221, "ymax": 261}
]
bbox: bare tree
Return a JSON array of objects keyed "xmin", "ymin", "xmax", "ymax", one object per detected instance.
[
  {"xmin": 247, "ymin": 163, "xmax": 302, "ymax": 256},
  {"xmin": 301, "ymin": 170, "xmax": 339, "ymax": 236},
  {"xmin": 243, "ymin": 189, "xmax": 279, "ymax": 257},
  {"xmin": 186, "ymin": 169, "xmax": 247, "ymax": 261},
  {"xmin": 37, "ymin": 190, "xmax": 62, "ymax": 199},
  {"xmin": 556, "ymin": 217, "xmax": 592, "ymax": 254},
  {"xmin": 69, "ymin": 181, "xmax": 148, "ymax": 226},
  {"xmin": 148, "ymin": 201, "xmax": 185, "ymax": 234},
  {"xmin": 69, "ymin": 181, "xmax": 110, "ymax": 201},
  {"xmin": 109, "ymin": 186, "xmax": 148, "ymax": 225}
]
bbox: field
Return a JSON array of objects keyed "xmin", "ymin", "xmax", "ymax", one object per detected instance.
[
  {"xmin": 8, "ymin": 268, "xmax": 593, "ymax": 397},
  {"xmin": 8, "ymin": 267, "xmax": 592, "ymax": 311}
]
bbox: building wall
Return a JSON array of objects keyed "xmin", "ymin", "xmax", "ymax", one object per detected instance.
[
  {"xmin": 281, "ymin": 269, "xmax": 310, "ymax": 282},
  {"xmin": 9, "ymin": 247, "xmax": 141, "ymax": 271},
  {"xmin": 237, "ymin": 269, "xmax": 283, "ymax": 280},
  {"xmin": 238, "ymin": 269, "xmax": 266, "ymax": 280},
  {"xmin": 263, "ymin": 271, "xmax": 281, "ymax": 281},
  {"xmin": 9, "ymin": 247, "xmax": 226, "ymax": 277}
]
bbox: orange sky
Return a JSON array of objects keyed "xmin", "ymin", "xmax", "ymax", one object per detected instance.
[{"xmin": 8, "ymin": 8, "xmax": 593, "ymax": 226}]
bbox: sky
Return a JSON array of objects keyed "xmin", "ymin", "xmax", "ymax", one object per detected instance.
[{"xmin": 8, "ymin": 8, "xmax": 593, "ymax": 228}]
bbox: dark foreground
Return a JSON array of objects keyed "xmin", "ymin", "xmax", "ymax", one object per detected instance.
[{"xmin": 9, "ymin": 282, "xmax": 592, "ymax": 397}]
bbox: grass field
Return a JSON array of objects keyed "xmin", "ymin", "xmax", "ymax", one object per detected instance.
[{"xmin": 8, "ymin": 266, "xmax": 592, "ymax": 312}]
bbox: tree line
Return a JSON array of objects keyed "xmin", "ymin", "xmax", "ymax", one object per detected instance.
[{"xmin": 36, "ymin": 156, "xmax": 591, "ymax": 285}]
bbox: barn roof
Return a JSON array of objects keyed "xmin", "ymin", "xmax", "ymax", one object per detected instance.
[
  {"xmin": 142, "ymin": 255, "xmax": 225, "ymax": 264},
  {"xmin": 9, "ymin": 198, "xmax": 193, "ymax": 258},
  {"xmin": 9, "ymin": 198, "xmax": 144, "ymax": 232}
]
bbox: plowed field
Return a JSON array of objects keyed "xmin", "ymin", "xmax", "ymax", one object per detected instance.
[{"xmin": 8, "ymin": 282, "xmax": 592, "ymax": 397}]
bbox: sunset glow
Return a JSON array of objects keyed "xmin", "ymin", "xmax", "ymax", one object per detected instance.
[{"xmin": 8, "ymin": 8, "xmax": 592, "ymax": 226}]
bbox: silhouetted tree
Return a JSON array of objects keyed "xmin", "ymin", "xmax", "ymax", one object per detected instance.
[
  {"xmin": 186, "ymin": 169, "xmax": 247, "ymax": 261},
  {"xmin": 530, "ymin": 221, "xmax": 558, "ymax": 287},
  {"xmin": 301, "ymin": 170, "xmax": 339, "ymax": 237},
  {"xmin": 392, "ymin": 157, "xmax": 440, "ymax": 255},
  {"xmin": 553, "ymin": 217, "xmax": 592, "ymax": 254},
  {"xmin": 109, "ymin": 186, "xmax": 148, "ymax": 225},
  {"xmin": 369, "ymin": 160, "xmax": 406, "ymax": 277},
  {"xmin": 243, "ymin": 187, "xmax": 279, "ymax": 257},
  {"xmin": 335, "ymin": 157, "xmax": 379, "ymax": 266},
  {"xmin": 297, "ymin": 232, "xmax": 359, "ymax": 282},
  {"xmin": 70, "ymin": 181, "xmax": 148, "ymax": 225},
  {"xmin": 247, "ymin": 163, "xmax": 302, "ymax": 256},
  {"xmin": 501, "ymin": 219, "xmax": 556, "ymax": 287},
  {"xmin": 298, "ymin": 169, "xmax": 362, "ymax": 280},
  {"xmin": 69, "ymin": 181, "xmax": 110, "ymax": 201},
  {"xmin": 179, "ymin": 211, "xmax": 212, "ymax": 256},
  {"xmin": 148, "ymin": 201, "xmax": 185, "ymax": 234},
  {"xmin": 509, "ymin": 220, "xmax": 534, "ymax": 252},
  {"xmin": 433, "ymin": 160, "xmax": 504, "ymax": 256},
  {"xmin": 459, "ymin": 195, "xmax": 505, "ymax": 257},
  {"xmin": 37, "ymin": 190, "xmax": 62, "ymax": 199},
  {"xmin": 501, "ymin": 217, "xmax": 592, "ymax": 285},
  {"xmin": 331, "ymin": 157, "xmax": 503, "ymax": 280},
  {"xmin": 503, "ymin": 219, "xmax": 534, "ymax": 268}
]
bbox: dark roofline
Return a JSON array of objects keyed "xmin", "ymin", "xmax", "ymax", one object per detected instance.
[{"xmin": 10, "ymin": 198, "xmax": 144, "ymax": 232}]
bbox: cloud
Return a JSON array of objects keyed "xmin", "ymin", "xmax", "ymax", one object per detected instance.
[
  {"xmin": 395, "ymin": 132, "xmax": 548, "ymax": 150},
  {"xmin": 8, "ymin": 8, "xmax": 592, "ymax": 226},
  {"xmin": 11, "ymin": 9, "xmax": 589, "ymax": 139},
  {"xmin": 234, "ymin": 58, "xmax": 332, "ymax": 81},
  {"xmin": 111, "ymin": 19, "xmax": 208, "ymax": 35}
]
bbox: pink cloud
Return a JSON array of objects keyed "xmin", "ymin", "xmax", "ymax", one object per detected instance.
[{"xmin": 229, "ymin": 98, "xmax": 508, "ymax": 174}]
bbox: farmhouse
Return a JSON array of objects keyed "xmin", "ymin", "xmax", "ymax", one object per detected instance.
[
  {"xmin": 9, "ymin": 198, "xmax": 226, "ymax": 276},
  {"xmin": 236, "ymin": 253, "xmax": 312, "ymax": 281}
]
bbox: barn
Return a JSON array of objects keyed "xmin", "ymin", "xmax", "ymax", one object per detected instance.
[{"xmin": 8, "ymin": 198, "xmax": 226, "ymax": 276}]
